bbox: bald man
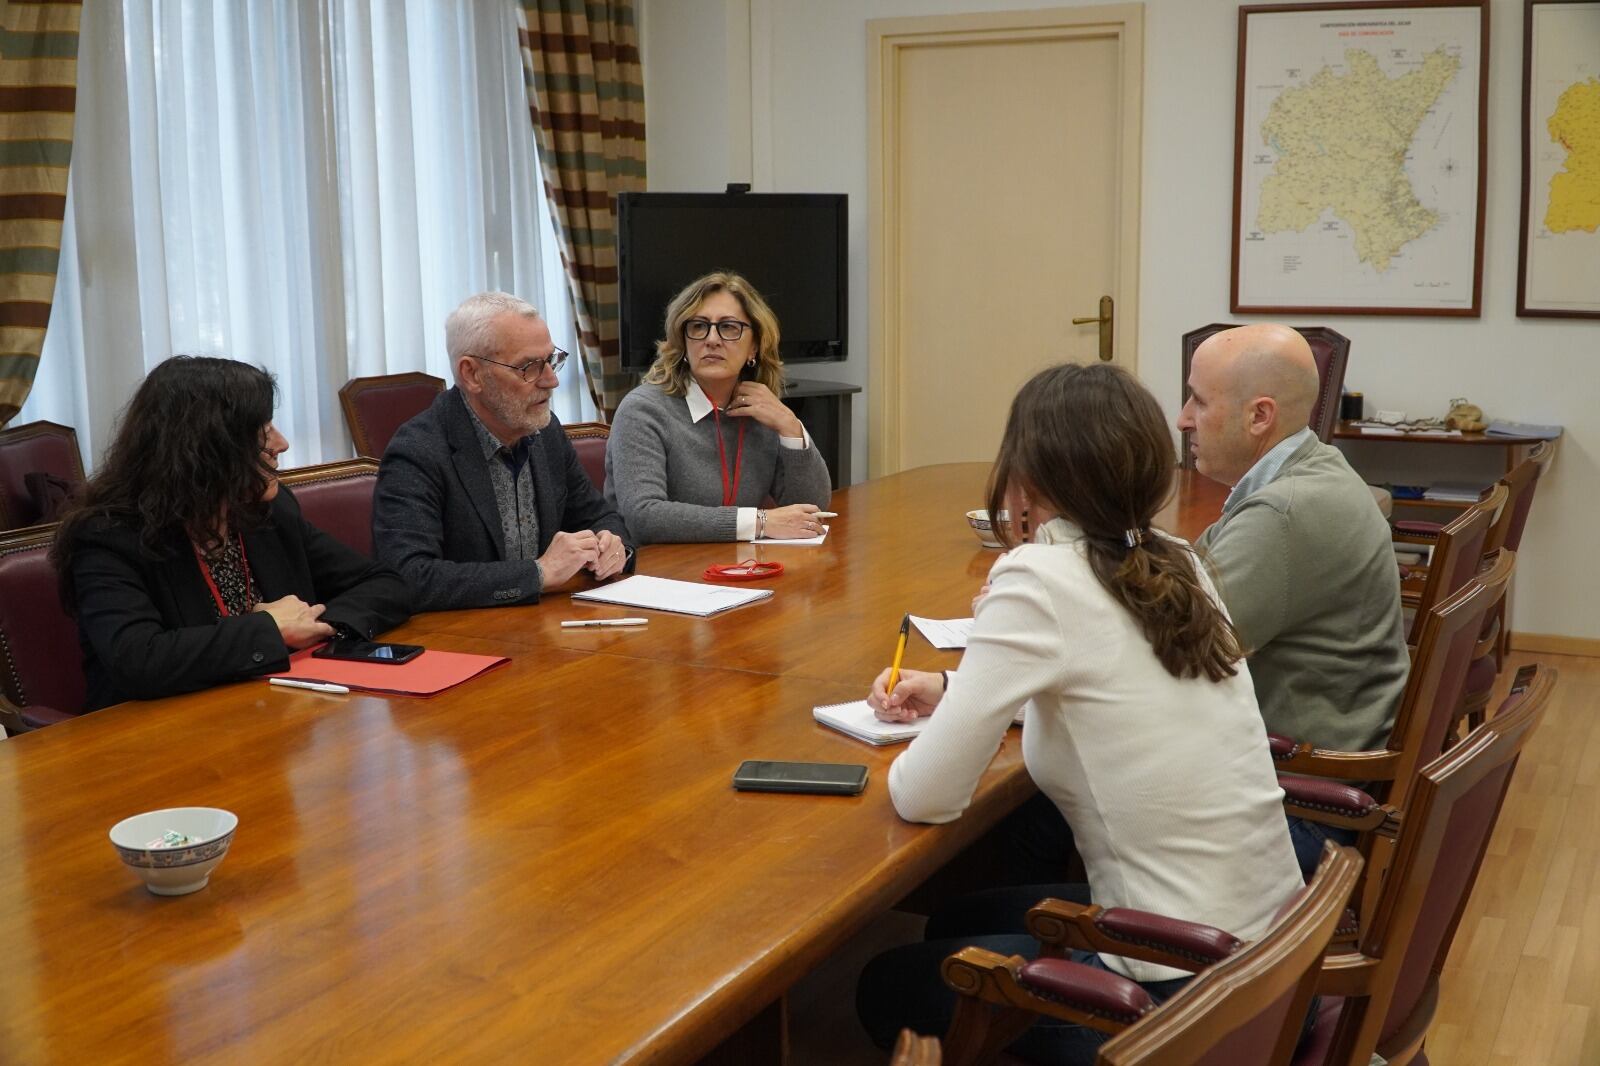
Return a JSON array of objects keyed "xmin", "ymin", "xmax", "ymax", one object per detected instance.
[{"xmin": 1178, "ymin": 325, "xmax": 1406, "ymax": 873}]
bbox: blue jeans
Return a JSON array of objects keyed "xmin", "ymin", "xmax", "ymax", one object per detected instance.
[
  {"xmin": 1287, "ymin": 814, "xmax": 1357, "ymax": 881},
  {"xmin": 856, "ymin": 883, "xmax": 1191, "ymax": 1066}
]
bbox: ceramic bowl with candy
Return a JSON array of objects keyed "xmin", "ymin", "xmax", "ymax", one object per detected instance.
[{"xmin": 109, "ymin": 807, "xmax": 238, "ymax": 896}]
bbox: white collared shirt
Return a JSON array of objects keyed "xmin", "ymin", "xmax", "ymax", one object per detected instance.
[
  {"xmin": 1223, "ymin": 427, "xmax": 1314, "ymax": 515},
  {"xmin": 686, "ymin": 378, "xmax": 810, "ymax": 540}
]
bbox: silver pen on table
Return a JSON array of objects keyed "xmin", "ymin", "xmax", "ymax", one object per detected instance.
[
  {"xmin": 560, "ymin": 618, "xmax": 649, "ymax": 628},
  {"xmin": 269, "ymin": 678, "xmax": 351, "ymax": 694}
]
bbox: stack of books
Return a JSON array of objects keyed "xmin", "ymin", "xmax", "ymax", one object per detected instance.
[
  {"xmin": 1485, "ymin": 420, "xmax": 1562, "ymax": 440},
  {"xmin": 1422, "ymin": 482, "xmax": 1486, "ymax": 503}
]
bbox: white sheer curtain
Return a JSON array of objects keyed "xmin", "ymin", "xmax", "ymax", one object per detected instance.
[{"xmin": 20, "ymin": 0, "xmax": 592, "ymax": 468}]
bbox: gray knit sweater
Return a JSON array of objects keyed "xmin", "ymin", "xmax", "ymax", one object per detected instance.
[
  {"xmin": 1196, "ymin": 436, "xmax": 1407, "ymax": 753},
  {"xmin": 604, "ymin": 381, "xmax": 833, "ymax": 543}
]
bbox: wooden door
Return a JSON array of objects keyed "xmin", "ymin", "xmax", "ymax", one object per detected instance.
[{"xmin": 869, "ymin": 5, "xmax": 1144, "ymax": 473}]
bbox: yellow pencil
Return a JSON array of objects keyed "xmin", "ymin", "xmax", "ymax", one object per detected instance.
[{"xmin": 886, "ymin": 613, "xmax": 911, "ymax": 697}]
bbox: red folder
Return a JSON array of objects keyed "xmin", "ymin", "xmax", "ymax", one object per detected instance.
[{"xmin": 268, "ymin": 646, "xmax": 509, "ymax": 697}]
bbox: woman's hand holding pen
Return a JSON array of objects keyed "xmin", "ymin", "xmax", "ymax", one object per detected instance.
[
  {"xmin": 868, "ymin": 668, "xmax": 944, "ymax": 723},
  {"xmin": 762, "ymin": 504, "xmax": 825, "ymax": 540}
]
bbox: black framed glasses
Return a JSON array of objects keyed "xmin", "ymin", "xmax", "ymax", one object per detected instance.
[
  {"xmin": 684, "ymin": 317, "xmax": 752, "ymax": 342},
  {"xmin": 471, "ymin": 347, "xmax": 568, "ymax": 381}
]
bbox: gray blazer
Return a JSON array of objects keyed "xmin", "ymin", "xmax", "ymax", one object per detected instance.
[{"xmin": 372, "ymin": 387, "xmax": 633, "ymax": 611}]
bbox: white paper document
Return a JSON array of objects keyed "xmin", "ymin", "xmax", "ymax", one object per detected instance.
[
  {"xmin": 909, "ymin": 615, "xmax": 974, "ymax": 650},
  {"xmin": 571, "ymin": 575, "xmax": 772, "ymax": 617},
  {"xmin": 754, "ymin": 525, "xmax": 829, "ymax": 546}
]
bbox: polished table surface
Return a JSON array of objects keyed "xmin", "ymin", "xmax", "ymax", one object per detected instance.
[{"xmin": 0, "ymin": 464, "xmax": 1226, "ymax": 1065}]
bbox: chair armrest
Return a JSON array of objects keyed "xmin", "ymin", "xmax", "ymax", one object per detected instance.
[
  {"xmin": 18, "ymin": 704, "xmax": 75, "ymax": 730},
  {"xmin": 1026, "ymin": 899, "xmax": 1239, "ymax": 972},
  {"xmin": 1269, "ymin": 739, "xmax": 1401, "ymax": 782},
  {"xmin": 1281, "ymin": 775, "xmax": 1396, "ymax": 833},
  {"xmin": 941, "ymin": 946, "xmax": 1151, "ymax": 1037},
  {"xmin": 1019, "ymin": 957, "xmax": 1155, "ymax": 1022}
]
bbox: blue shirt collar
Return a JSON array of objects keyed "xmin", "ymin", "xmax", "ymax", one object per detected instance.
[{"xmin": 1223, "ymin": 427, "xmax": 1314, "ymax": 513}]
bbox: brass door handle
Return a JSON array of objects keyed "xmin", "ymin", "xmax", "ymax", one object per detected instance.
[{"xmin": 1071, "ymin": 295, "xmax": 1114, "ymax": 362}]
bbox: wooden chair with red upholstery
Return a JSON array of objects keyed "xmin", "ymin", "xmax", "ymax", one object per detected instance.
[
  {"xmin": 1392, "ymin": 440, "xmax": 1551, "ymax": 563},
  {"xmin": 1288, "ymin": 662, "xmax": 1555, "ymax": 1065},
  {"xmin": 277, "ymin": 458, "xmax": 381, "ymax": 558},
  {"xmin": 994, "ymin": 665, "xmax": 1553, "ymax": 1066},
  {"xmin": 562, "ymin": 421, "xmax": 610, "ymax": 494},
  {"xmin": 1271, "ymin": 551, "xmax": 1515, "ymax": 927},
  {"xmin": 338, "ymin": 372, "xmax": 445, "ymax": 459},
  {"xmin": 0, "ymin": 524, "xmax": 86, "ymax": 733},
  {"xmin": 1179, "ymin": 325, "xmax": 1349, "ymax": 467},
  {"xmin": 1395, "ymin": 482, "xmax": 1503, "ymax": 645},
  {"xmin": 0, "ymin": 419, "xmax": 85, "ymax": 531},
  {"xmin": 1394, "ymin": 440, "xmax": 1554, "ymax": 730},
  {"xmin": 937, "ymin": 844, "xmax": 1362, "ymax": 1066}
]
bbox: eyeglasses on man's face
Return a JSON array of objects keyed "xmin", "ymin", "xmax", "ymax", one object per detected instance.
[
  {"xmin": 684, "ymin": 317, "xmax": 752, "ymax": 342},
  {"xmin": 471, "ymin": 347, "xmax": 569, "ymax": 382}
]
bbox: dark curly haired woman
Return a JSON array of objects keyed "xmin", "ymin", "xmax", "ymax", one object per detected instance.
[{"xmin": 51, "ymin": 356, "xmax": 411, "ymax": 710}]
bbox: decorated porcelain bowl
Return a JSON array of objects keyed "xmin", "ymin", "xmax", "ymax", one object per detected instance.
[
  {"xmin": 966, "ymin": 509, "xmax": 1008, "ymax": 549},
  {"xmin": 109, "ymin": 807, "xmax": 238, "ymax": 896}
]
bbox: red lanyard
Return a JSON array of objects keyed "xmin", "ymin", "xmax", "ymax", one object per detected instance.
[
  {"xmin": 704, "ymin": 559, "xmax": 784, "ymax": 582},
  {"xmin": 192, "ymin": 534, "xmax": 254, "ymax": 617},
  {"xmin": 710, "ymin": 405, "xmax": 746, "ymax": 506}
]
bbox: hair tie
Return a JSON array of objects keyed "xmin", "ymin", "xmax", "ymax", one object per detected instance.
[{"xmin": 1123, "ymin": 528, "xmax": 1147, "ymax": 549}]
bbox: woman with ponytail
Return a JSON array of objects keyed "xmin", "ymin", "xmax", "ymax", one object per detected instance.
[{"xmin": 855, "ymin": 364, "xmax": 1302, "ymax": 1064}]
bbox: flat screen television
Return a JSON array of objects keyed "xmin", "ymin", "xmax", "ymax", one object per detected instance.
[{"xmin": 616, "ymin": 192, "xmax": 847, "ymax": 370}]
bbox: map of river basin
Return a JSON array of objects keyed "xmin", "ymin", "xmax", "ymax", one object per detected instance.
[
  {"xmin": 1546, "ymin": 77, "xmax": 1600, "ymax": 235},
  {"xmin": 1255, "ymin": 47, "xmax": 1461, "ymax": 272}
]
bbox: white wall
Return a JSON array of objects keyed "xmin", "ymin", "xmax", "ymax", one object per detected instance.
[{"xmin": 641, "ymin": 0, "xmax": 1600, "ymax": 642}]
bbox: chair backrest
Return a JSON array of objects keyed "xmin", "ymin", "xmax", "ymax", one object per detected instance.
[
  {"xmin": 1097, "ymin": 846, "xmax": 1363, "ymax": 1066},
  {"xmin": 0, "ymin": 420, "xmax": 85, "ymax": 530},
  {"xmin": 1380, "ymin": 551, "xmax": 1515, "ymax": 815},
  {"xmin": 1487, "ymin": 439, "xmax": 1554, "ymax": 555},
  {"xmin": 1405, "ymin": 482, "xmax": 1503, "ymax": 645},
  {"xmin": 0, "ymin": 525, "xmax": 87, "ymax": 723},
  {"xmin": 1179, "ymin": 325, "xmax": 1350, "ymax": 466},
  {"xmin": 338, "ymin": 372, "xmax": 445, "ymax": 459},
  {"xmin": 278, "ymin": 458, "xmax": 380, "ymax": 557},
  {"xmin": 564, "ymin": 421, "xmax": 610, "ymax": 494},
  {"xmin": 1318, "ymin": 663, "xmax": 1555, "ymax": 1066}
]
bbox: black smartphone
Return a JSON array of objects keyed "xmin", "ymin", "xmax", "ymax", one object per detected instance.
[
  {"xmin": 311, "ymin": 638, "xmax": 425, "ymax": 665},
  {"xmin": 732, "ymin": 760, "xmax": 869, "ymax": 796}
]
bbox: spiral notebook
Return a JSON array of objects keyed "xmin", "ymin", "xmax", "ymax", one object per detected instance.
[
  {"xmin": 813, "ymin": 700, "xmax": 926, "ymax": 745},
  {"xmin": 813, "ymin": 700, "xmax": 1025, "ymax": 746}
]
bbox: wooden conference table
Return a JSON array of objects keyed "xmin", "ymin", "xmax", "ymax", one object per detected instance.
[{"xmin": 0, "ymin": 464, "xmax": 1226, "ymax": 1065}]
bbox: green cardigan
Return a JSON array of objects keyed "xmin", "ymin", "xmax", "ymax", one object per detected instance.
[{"xmin": 1196, "ymin": 436, "xmax": 1407, "ymax": 753}]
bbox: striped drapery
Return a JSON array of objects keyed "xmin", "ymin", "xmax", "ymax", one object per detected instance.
[
  {"xmin": 0, "ymin": 0, "xmax": 81, "ymax": 425},
  {"xmin": 516, "ymin": 0, "xmax": 645, "ymax": 419}
]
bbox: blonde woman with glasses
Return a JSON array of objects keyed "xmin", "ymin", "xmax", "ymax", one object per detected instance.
[{"xmin": 604, "ymin": 271, "xmax": 832, "ymax": 544}]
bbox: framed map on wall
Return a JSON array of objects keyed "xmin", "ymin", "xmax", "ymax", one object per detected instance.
[
  {"xmin": 1517, "ymin": 0, "xmax": 1600, "ymax": 319},
  {"xmin": 1231, "ymin": 2, "xmax": 1488, "ymax": 316}
]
